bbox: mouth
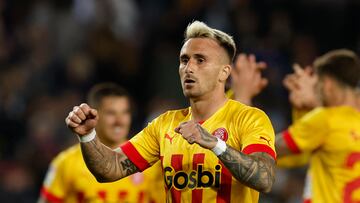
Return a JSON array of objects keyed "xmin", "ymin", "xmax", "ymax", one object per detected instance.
[
  {"xmin": 184, "ymin": 78, "xmax": 196, "ymax": 85},
  {"xmin": 114, "ymin": 127, "xmax": 122, "ymax": 135}
]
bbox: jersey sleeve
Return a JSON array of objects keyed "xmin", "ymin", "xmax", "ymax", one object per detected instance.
[
  {"xmin": 282, "ymin": 107, "xmax": 328, "ymax": 153},
  {"xmin": 276, "ymin": 152, "xmax": 311, "ymax": 168},
  {"xmin": 40, "ymin": 153, "xmax": 69, "ymax": 202},
  {"xmin": 120, "ymin": 114, "xmax": 162, "ymax": 171},
  {"xmin": 240, "ymin": 108, "xmax": 277, "ymax": 160}
]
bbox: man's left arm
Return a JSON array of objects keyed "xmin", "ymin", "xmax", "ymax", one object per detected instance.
[
  {"xmin": 175, "ymin": 121, "xmax": 275, "ymax": 193},
  {"xmin": 218, "ymin": 147, "xmax": 275, "ymax": 193}
]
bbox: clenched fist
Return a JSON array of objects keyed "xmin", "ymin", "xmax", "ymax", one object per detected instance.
[
  {"xmin": 175, "ymin": 121, "xmax": 218, "ymax": 149},
  {"xmin": 65, "ymin": 103, "xmax": 98, "ymax": 136}
]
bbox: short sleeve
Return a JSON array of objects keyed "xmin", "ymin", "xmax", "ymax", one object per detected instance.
[
  {"xmin": 240, "ymin": 108, "xmax": 276, "ymax": 160},
  {"xmin": 276, "ymin": 153, "xmax": 311, "ymax": 168},
  {"xmin": 283, "ymin": 108, "xmax": 328, "ymax": 153},
  {"xmin": 40, "ymin": 153, "xmax": 68, "ymax": 202},
  {"xmin": 120, "ymin": 115, "xmax": 162, "ymax": 171}
]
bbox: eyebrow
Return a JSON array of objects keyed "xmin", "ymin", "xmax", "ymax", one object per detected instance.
[
  {"xmin": 193, "ymin": 53, "xmax": 206, "ymax": 59},
  {"xmin": 180, "ymin": 54, "xmax": 189, "ymax": 60},
  {"xmin": 179, "ymin": 53, "xmax": 207, "ymax": 60}
]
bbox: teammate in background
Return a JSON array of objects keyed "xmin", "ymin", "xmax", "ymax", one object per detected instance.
[
  {"xmin": 275, "ymin": 49, "xmax": 360, "ymax": 202},
  {"xmin": 228, "ymin": 50, "xmax": 360, "ymax": 202},
  {"xmin": 65, "ymin": 21, "xmax": 276, "ymax": 203},
  {"xmin": 39, "ymin": 83, "xmax": 165, "ymax": 203},
  {"xmin": 228, "ymin": 52, "xmax": 313, "ymax": 195}
]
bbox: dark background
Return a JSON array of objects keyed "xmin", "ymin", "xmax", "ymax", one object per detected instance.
[{"xmin": 1, "ymin": 0, "xmax": 359, "ymax": 202}]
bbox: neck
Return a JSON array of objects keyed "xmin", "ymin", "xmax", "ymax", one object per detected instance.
[
  {"xmin": 330, "ymin": 87, "xmax": 360, "ymax": 111},
  {"xmin": 190, "ymin": 91, "xmax": 228, "ymax": 122}
]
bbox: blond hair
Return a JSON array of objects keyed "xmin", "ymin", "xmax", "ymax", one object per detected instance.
[{"xmin": 184, "ymin": 21, "xmax": 236, "ymax": 62}]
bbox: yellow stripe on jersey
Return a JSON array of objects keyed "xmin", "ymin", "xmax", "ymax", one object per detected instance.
[
  {"xmin": 282, "ymin": 106, "xmax": 360, "ymax": 202},
  {"xmin": 120, "ymin": 99, "xmax": 276, "ymax": 203}
]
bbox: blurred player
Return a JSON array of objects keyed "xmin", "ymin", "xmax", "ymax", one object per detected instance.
[
  {"xmin": 229, "ymin": 51, "xmax": 359, "ymax": 202},
  {"xmin": 65, "ymin": 21, "xmax": 276, "ymax": 203},
  {"xmin": 39, "ymin": 83, "xmax": 165, "ymax": 203},
  {"xmin": 276, "ymin": 49, "xmax": 360, "ymax": 202}
]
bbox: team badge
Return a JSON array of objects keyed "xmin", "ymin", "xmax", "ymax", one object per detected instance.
[{"xmin": 212, "ymin": 128, "xmax": 228, "ymax": 141}]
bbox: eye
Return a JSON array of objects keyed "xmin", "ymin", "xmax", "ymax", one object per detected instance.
[
  {"xmin": 197, "ymin": 58, "xmax": 204, "ymax": 64},
  {"xmin": 180, "ymin": 57, "xmax": 189, "ymax": 64}
]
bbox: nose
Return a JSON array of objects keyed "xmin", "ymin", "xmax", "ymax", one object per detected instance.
[
  {"xmin": 114, "ymin": 114, "xmax": 126, "ymax": 126},
  {"xmin": 184, "ymin": 59, "xmax": 195, "ymax": 74}
]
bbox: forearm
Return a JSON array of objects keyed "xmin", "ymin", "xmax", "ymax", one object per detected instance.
[
  {"xmin": 80, "ymin": 136, "xmax": 139, "ymax": 182},
  {"xmin": 275, "ymin": 132, "xmax": 292, "ymax": 158},
  {"xmin": 217, "ymin": 146, "xmax": 275, "ymax": 193},
  {"xmin": 177, "ymin": 122, "xmax": 275, "ymax": 192}
]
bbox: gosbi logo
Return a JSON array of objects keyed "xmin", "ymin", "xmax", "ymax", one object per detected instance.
[
  {"xmin": 164, "ymin": 164, "xmax": 222, "ymax": 190},
  {"xmin": 212, "ymin": 128, "xmax": 228, "ymax": 141}
]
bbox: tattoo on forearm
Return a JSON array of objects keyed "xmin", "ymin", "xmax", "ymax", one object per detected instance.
[
  {"xmin": 218, "ymin": 147, "xmax": 275, "ymax": 192},
  {"xmin": 120, "ymin": 159, "xmax": 138, "ymax": 176},
  {"xmin": 80, "ymin": 137, "xmax": 139, "ymax": 182}
]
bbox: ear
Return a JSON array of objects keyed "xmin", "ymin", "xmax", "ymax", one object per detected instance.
[
  {"xmin": 322, "ymin": 75, "xmax": 341, "ymax": 96},
  {"xmin": 322, "ymin": 75, "xmax": 334, "ymax": 89},
  {"xmin": 219, "ymin": 64, "xmax": 232, "ymax": 82}
]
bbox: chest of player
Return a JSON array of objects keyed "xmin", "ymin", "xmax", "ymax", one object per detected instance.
[{"xmin": 158, "ymin": 122, "xmax": 240, "ymax": 190}]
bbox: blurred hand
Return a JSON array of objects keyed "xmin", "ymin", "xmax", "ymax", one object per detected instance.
[
  {"xmin": 231, "ymin": 54, "xmax": 268, "ymax": 105},
  {"xmin": 283, "ymin": 64, "xmax": 320, "ymax": 110},
  {"xmin": 65, "ymin": 103, "xmax": 98, "ymax": 136}
]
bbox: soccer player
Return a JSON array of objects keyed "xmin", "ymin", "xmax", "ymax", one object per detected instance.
[
  {"xmin": 65, "ymin": 21, "xmax": 276, "ymax": 203},
  {"xmin": 275, "ymin": 49, "xmax": 360, "ymax": 202},
  {"xmin": 39, "ymin": 83, "xmax": 165, "ymax": 203}
]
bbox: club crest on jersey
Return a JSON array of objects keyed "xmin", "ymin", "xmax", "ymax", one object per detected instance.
[{"xmin": 212, "ymin": 128, "xmax": 228, "ymax": 141}]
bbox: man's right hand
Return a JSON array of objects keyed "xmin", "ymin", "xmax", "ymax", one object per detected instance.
[{"xmin": 65, "ymin": 103, "xmax": 98, "ymax": 136}]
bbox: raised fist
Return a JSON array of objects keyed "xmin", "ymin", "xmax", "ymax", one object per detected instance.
[{"xmin": 65, "ymin": 103, "xmax": 98, "ymax": 136}]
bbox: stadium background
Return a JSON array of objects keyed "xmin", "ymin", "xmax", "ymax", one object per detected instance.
[{"xmin": 0, "ymin": 0, "xmax": 359, "ymax": 202}]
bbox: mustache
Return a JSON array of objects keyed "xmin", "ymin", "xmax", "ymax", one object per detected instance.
[{"xmin": 183, "ymin": 75, "xmax": 197, "ymax": 82}]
